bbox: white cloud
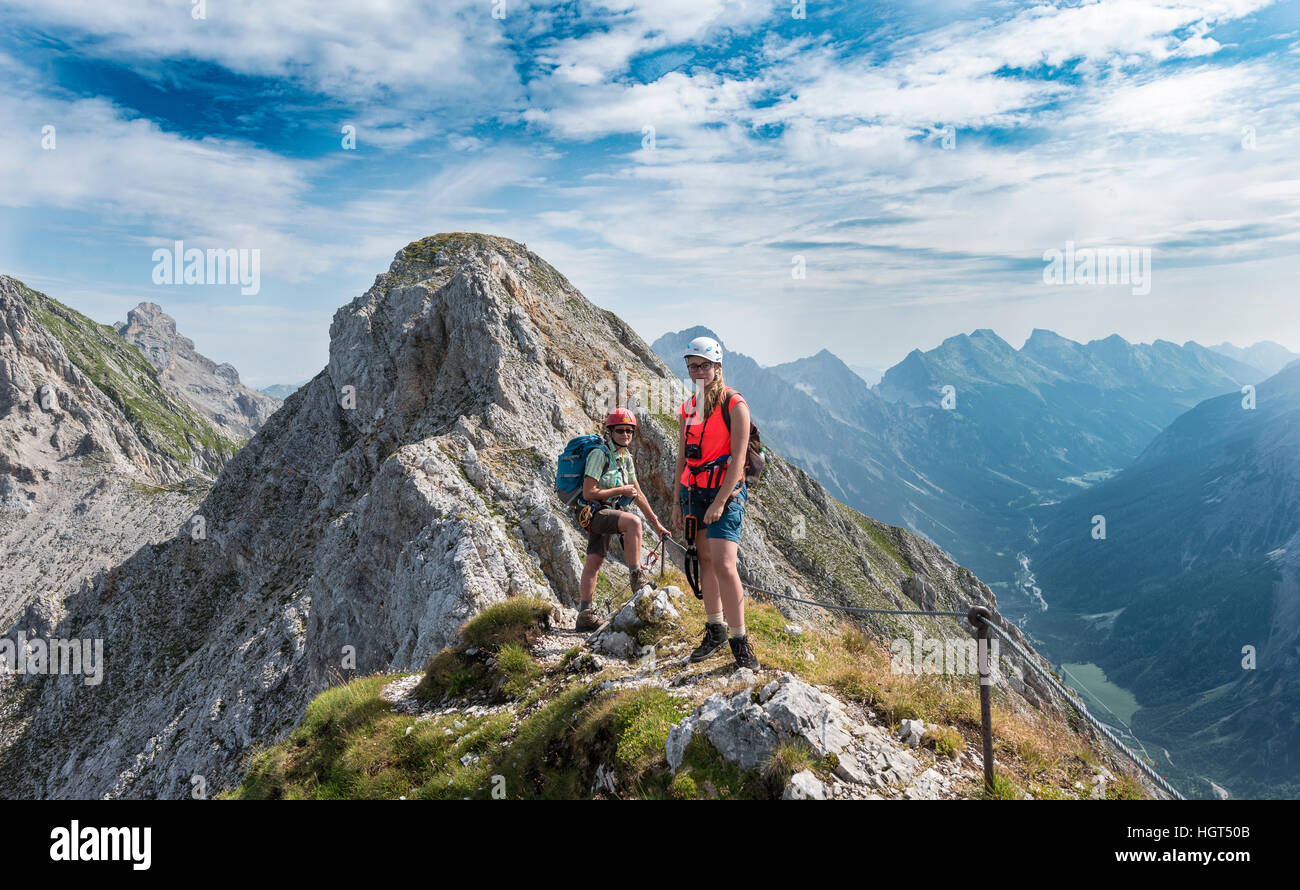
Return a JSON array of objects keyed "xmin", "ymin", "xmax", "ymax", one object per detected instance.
[
  {"xmin": 0, "ymin": 0, "xmax": 525, "ymax": 118},
  {"xmin": 4, "ymin": 0, "xmax": 1298, "ymax": 372},
  {"xmin": 0, "ymin": 92, "xmax": 311, "ymax": 248},
  {"xmin": 526, "ymin": 70, "xmax": 762, "ymax": 139},
  {"xmin": 534, "ymin": 0, "xmax": 776, "ymax": 81}
]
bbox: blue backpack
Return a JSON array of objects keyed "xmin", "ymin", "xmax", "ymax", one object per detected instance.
[{"xmin": 556, "ymin": 435, "xmax": 625, "ymax": 508}]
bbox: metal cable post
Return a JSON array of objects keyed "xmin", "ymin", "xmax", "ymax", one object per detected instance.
[{"xmin": 967, "ymin": 605, "xmax": 996, "ymax": 792}]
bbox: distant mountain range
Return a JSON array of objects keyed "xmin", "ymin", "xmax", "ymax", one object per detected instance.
[
  {"xmin": 654, "ymin": 327, "xmax": 1292, "ymax": 592},
  {"xmin": 258, "ymin": 382, "xmax": 307, "ymax": 400},
  {"xmin": 1026, "ymin": 360, "xmax": 1300, "ymax": 798},
  {"xmin": 1207, "ymin": 341, "xmax": 1300, "ymax": 377}
]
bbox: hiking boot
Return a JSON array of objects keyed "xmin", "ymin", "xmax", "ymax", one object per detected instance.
[
  {"xmin": 729, "ymin": 634, "xmax": 759, "ymax": 670},
  {"xmin": 689, "ymin": 622, "xmax": 729, "ymax": 663},
  {"xmin": 575, "ymin": 608, "xmax": 600, "ymax": 632},
  {"xmin": 630, "ymin": 567, "xmax": 646, "ymax": 594}
]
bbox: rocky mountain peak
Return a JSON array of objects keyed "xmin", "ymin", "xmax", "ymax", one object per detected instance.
[
  {"xmin": 115, "ymin": 300, "xmax": 279, "ymax": 441},
  {"xmin": 0, "ymin": 275, "xmax": 235, "ymax": 490},
  {"xmin": 1024, "ymin": 327, "xmax": 1068, "ymax": 346}
]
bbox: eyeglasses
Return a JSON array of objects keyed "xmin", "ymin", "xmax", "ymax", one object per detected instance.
[
  {"xmin": 686, "ymin": 361, "xmax": 712, "ymax": 372},
  {"xmin": 612, "ymin": 426, "xmax": 635, "ymax": 435}
]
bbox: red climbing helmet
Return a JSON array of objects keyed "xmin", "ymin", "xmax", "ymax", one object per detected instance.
[{"xmin": 605, "ymin": 408, "xmax": 638, "ymax": 434}]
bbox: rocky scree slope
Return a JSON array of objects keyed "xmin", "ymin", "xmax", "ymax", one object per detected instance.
[
  {"xmin": 4, "ymin": 234, "xmax": 1067, "ymax": 798},
  {"xmin": 0, "ymin": 276, "xmax": 238, "ymax": 627},
  {"xmin": 115, "ymin": 301, "xmax": 281, "ymax": 442}
]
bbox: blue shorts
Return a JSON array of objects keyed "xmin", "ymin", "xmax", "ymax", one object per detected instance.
[{"xmin": 679, "ymin": 482, "xmax": 747, "ymax": 543}]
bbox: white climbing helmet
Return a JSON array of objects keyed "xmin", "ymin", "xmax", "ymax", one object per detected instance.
[{"xmin": 683, "ymin": 335, "xmax": 723, "ymax": 365}]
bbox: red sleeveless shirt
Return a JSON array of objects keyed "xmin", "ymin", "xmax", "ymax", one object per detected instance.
[{"xmin": 679, "ymin": 390, "xmax": 746, "ymax": 487}]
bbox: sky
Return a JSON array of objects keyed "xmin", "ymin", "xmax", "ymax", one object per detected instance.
[{"xmin": 1, "ymin": 0, "xmax": 1298, "ymax": 387}]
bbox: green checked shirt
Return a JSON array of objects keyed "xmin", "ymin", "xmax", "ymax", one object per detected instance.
[{"xmin": 584, "ymin": 443, "xmax": 637, "ymax": 507}]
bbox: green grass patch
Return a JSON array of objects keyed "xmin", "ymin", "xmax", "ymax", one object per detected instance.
[
  {"xmin": 461, "ymin": 596, "xmax": 552, "ymax": 651},
  {"xmin": 573, "ymin": 687, "xmax": 692, "ymax": 783},
  {"xmin": 926, "ymin": 725, "xmax": 965, "ymax": 758},
  {"xmin": 495, "ymin": 682, "xmax": 595, "ymax": 799},
  {"xmin": 223, "ymin": 674, "xmax": 513, "ymax": 800},
  {"xmin": 498, "ymin": 642, "xmax": 540, "ymax": 698},
  {"xmin": 413, "ymin": 595, "xmax": 552, "ymax": 703},
  {"xmin": 1105, "ymin": 772, "xmax": 1146, "ymax": 800},
  {"xmin": 979, "ymin": 774, "xmax": 1023, "ymax": 800}
]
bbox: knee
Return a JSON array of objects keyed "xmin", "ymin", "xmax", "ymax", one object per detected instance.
[{"xmin": 622, "ymin": 514, "xmax": 643, "ymax": 536}]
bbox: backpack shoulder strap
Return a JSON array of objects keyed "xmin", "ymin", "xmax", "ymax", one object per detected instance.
[
  {"xmin": 721, "ymin": 388, "xmax": 736, "ymax": 432},
  {"xmin": 604, "ymin": 440, "xmax": 626, "ymax": 486}
]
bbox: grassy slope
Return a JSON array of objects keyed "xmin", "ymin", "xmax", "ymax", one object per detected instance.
[
  {"xmin": 223, "ymin": 569, "xmax": 1149, "ymax": 801},
  {"xmin": 14, "ymin": 278, "xmax": 242, "ymax": 471}
]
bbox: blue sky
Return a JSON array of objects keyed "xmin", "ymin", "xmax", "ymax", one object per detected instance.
[{"xmin": 2, "ymin": 0, "xmax": 1298, "ymax": 386}]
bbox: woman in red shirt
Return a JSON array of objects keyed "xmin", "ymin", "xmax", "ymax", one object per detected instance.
[{"xmin": 670, "ymin": 336, "xmax": 758, "ymax": 669}]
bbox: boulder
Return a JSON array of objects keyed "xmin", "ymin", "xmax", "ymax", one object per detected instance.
[
  {"xmin": 898, "ymin": 718, "xmax": 927, "ymax": 748},
  {"xmin": 667, "ymin": 672, "xmax": 867, "ymax": 773},
  {"xmin": 610, "ymin": 588, "xmax": 679, "ymax": 632},
  {"xmin": 782, "ymin": 770, "xmax": 826, "ymax": 800}
]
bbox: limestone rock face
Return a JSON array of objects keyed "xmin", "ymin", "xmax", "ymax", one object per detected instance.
[
  {"xmin": 0, "ymin": 234, "xmax": 1056, "ymax": 800},
  {"xmin": 115, "ymin": 302, "xmax": 280, "ymax": 442},
  {"xmin": 0, "ymin": 276, "xmax": 236, "ymax": 628}
]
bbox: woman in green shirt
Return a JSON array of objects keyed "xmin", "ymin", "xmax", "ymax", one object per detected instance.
[{"xmin": 575, "ymin": 408, "xmax": 669, "ymax": 631}]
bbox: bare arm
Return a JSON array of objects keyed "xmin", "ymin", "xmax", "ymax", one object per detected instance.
[
  {"xmin": 630, "ymin": 483, "xmax": 664, "ymax": 532},
  {"xmin": 583, "ymin": 475, "xmax": 628, "ymax": 502}
]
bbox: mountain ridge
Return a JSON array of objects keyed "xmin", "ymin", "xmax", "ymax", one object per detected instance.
[
  {"xmin": 1, "ymin": 234, "xmax": 1060, "ymax": 799},
  {"xmin": 0, "ymin": 275, "xmax": 238, "ymax": 627},
  {"xmin": 1026, "ymin": 360, "xmax": 1300, "ymax": 797}
]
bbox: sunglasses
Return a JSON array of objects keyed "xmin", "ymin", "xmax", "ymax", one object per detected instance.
[
  {"xmin": 612, "ymin": 426, "xmax": 635, "ymax": 434},
  {"xmin": 686, "ymin": 361, "xmax": 712, "ymax": 372}
]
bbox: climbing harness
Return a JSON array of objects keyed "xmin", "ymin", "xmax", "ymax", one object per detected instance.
[{"xmin": 678, "ymin": 454, "xmax": 742, "ymax": 600}]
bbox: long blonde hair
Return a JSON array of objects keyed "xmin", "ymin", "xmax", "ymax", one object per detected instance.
[{"xmin": 700, "ymin": 367, "xmax": 727, "ymax": 419}]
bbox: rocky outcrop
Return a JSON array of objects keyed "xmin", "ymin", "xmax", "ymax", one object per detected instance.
[
  {"xmin": 116, "ymin": 302, "xmax": 281, "ymax": 442},
  {"xmin": 0, "ymin": 276, "xmax": 238, "ymax": 626},
  {"xmin": 0, "ymin": 234, "xmax": 1062, "ymax": 799},
  {"xmin": 667, "ymin": 670, "xmax": 979, "ymax": 800}
]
